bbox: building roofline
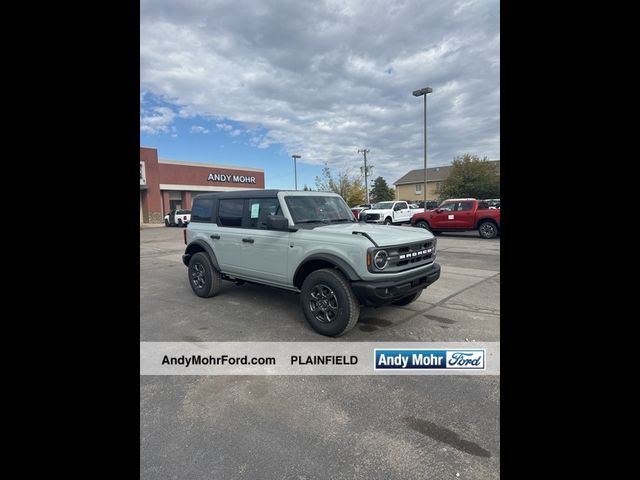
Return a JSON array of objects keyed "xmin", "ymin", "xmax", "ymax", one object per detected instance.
[{"xmin": 158, "ymin": 158, "xmax": 264, "ymax": 172}]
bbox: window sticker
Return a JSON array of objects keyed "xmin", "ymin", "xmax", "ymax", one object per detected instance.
[
  {"xmin": 251, "ymin": 203, "xmax": 260, "ymax": 218},
  {"xmin": 448, "ymin": 214, "xmax": 454, "ymax": 220}
]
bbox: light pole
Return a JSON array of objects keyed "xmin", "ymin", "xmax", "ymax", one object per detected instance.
[
  {"xmin": 292, "ymin": 154, "xmax": 301, "ymax": 190},
  {"xmin": 358, "ymin": 148, "xmax": 370, "ymax": 204},
  {"xmin": 413, "ymin": 86, "xmax": 432, "ymax": 207}
]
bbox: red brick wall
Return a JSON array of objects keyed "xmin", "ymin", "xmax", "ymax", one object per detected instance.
[
  {"xmin": 182, "ymin": 191, "xmax": 192, "ymax": 210},
  {"xmin": 161, "ymin": 191, "xmax": 171, "ymax": 215},
  {"xmin": 158, "ymin": 163, "xmax": 264, "ymax": 188}
]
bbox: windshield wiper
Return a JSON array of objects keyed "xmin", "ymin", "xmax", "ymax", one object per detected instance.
[
  {"xmin": 295, "ymin": 220, "xmax": 329, "ymax": 224},
  {"xmin": 328, "ymin": 218, "xmax": 354, "ymax": 223}
]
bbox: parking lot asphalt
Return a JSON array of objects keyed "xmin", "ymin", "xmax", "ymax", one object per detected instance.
[{"xmin": 140, "ymin": 225, "xmax": 500, "ymax": 479}]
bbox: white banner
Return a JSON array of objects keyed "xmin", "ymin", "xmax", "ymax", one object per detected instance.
[{"xmin": 140, "ymin": 342, "xmax": 499, "ymax": 375}]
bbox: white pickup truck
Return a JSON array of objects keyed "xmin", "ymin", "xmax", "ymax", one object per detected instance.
[
  {"xmin": 164, "ymin": 209, "xmax": 191, "ymax": 227},
  {"xmin": 360, "ymin": 201, "xmax": 424, "ymax": 225}
]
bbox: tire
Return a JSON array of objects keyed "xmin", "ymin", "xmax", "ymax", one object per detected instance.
[
  {"xmin": 415, "ymin": 220, "xmax": 430, "ymax": 231},
  {"xmin": 178, "ymin": 219, "xmax": 183, "ymax": 226},
  {"xmin": 384, "ymin": 217, "xmax": 392, "ymax": 225},
  {"xmin": 164, "ymin": 219, "xmax": 170, "ymax": 227},
  {"xmin": 188, "ymin": 252, "xmax": 222, "ymax": 298},
  {"xmin": 478, "ymin": 221, "xmax": 498, "ymax": 239},
  {"xmin": 432, "ymin": 231, "xmax": 442, "ymax": 236},
  {"xmin": 392, "ymin": 290, "xmax": 423, "ymax": 306},
  {"xmin": 300, "ymin": 269, "xmax": 360, "ymax": 336}
]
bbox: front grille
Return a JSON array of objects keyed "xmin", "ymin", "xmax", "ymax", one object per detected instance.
[
  {"xmin": 365, "ymin": 213, "xmax": 380, "ymax": 221},
  {"xmin": 386, "ymin": 240, "xmax": 434, "ymax": 272}
]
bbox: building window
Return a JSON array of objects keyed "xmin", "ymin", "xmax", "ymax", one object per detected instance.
[
  {"xmin": 415, "ymin": 184, "xmax": 422, "ymax": 194},
  {"xmin": 435, "ymin": 182, "xmax": 444, "ymax": 193},
  {"xmin": 140, "ymin": 161, "xmax": 146, "ymax": 185}
]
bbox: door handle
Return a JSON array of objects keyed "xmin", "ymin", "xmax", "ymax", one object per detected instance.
[
  {"xmin": 210, "ymin": 234, "xmax": 220, "ymax": 239},
  {"xmin": 242, "ymin": 238, "xmax": 255, "ymax": 243}
]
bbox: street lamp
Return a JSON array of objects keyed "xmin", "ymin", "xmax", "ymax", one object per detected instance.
[
  {"xmin": 292, "ymin": 154, "xmax": 301, "ymax": 190},
  {"xmin": 413, "ymin": 86, "xmax": 432, "ymax": 207}
]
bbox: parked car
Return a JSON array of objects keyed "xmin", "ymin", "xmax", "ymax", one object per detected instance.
[
  {"xmin": 164, "ymin": 209, "xmax": 191, "ymax": 227},
  {"xmin": 410, "ymin": 198, "xmax": 500, "ymax": 239},
  {"xmin": 183, "ymin": 190, "xmax": 440, "ymax": 336}
]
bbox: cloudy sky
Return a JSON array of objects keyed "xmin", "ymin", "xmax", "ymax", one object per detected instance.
[{"xmin": 140, "ymin": 0, "xmax": 499, "ymax": 190}]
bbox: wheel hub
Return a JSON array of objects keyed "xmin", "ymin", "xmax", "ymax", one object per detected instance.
[
  {"xmin": 309, "ymin": 284, "xmax": 338, "ymax": 323},
  {"xmin": 192, "ymin": 263, "xmax": 206, "ymax": 289}
]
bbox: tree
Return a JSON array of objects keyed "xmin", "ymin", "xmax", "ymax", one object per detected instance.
[
  {"xmin": 302, "ymin": 184, "xmax": 311, "ymax": 191},
  {"xmin": 315, "ymin": 165, "xmax": 366, "ymax": 206},
  {"xmin": 369, "ymin": 176, "xmax": 395, "ymax": 202},
  {"xmin": 439, "ymin": 154, "xmax": 500, "ymax": 200}
]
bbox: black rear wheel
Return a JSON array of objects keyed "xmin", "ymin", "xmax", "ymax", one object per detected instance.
[
  {"xmin": 478, "ymin": 221, "xmax": 498, "ymax": 239},
  {"xmin": 188, "ymin": 252, "xmax": 222, "ymax": 298}
]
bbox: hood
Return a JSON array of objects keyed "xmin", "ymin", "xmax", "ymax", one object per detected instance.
[{"xmin": 310, "ymin": 222, "xmax": 434, "ymax": 247}]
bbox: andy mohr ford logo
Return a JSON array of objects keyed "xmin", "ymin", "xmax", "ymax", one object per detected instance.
[{"xmin": 374, "ymin": 349, "xmax": 485, "ymax": 370}]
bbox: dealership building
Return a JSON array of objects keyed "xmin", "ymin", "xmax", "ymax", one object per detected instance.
[{"xmin": 140, "ymin": 147, "xmax": 265, "ymax": 223}]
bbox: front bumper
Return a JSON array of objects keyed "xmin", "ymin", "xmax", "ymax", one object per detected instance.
[{"xmin": 351, "ymin": 262, "xmax": 441, "ymax": 307}]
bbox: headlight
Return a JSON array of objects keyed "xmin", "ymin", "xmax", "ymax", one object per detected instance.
[{"xmin": 374, "ymin": 250, "xmax": 389, "ymax": 270}]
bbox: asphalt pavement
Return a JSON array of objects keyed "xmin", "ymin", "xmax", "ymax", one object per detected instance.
[{"xmin": 140, "ymin": 225, "xmax": 500, "ymax": 479}]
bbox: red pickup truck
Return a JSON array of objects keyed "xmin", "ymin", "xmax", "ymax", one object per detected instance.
[{"xmin": 410, "ymin": 198, "xmax": 500, "ymax": 239}]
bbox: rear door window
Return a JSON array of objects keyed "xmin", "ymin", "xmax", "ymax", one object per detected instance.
[
  {"xmin": 218, "ymin": 199, "xmax": 245, "ymax": 227},
  {"xmin": 191, "ymin": 198, "xmax": 215, "ymax": 223}
]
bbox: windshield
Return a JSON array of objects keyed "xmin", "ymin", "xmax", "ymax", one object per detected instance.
[
  {"xmin": 372, "ymin": 202, "xmax": 394, "ymax": 209},
  {"xmin": 285, "ymin": 195, "xmax": 355, "ymax": 224}
]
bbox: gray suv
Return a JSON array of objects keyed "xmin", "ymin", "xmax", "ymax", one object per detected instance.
[{"xmin": 182, "ymin": 190, "xmax": 441, "ymax": 336}]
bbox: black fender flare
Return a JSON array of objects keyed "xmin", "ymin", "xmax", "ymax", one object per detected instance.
[
  {"xmin": 293, "ymin": 253, "xmax": 361, "ymax": 287},
  {"xmin": 183, "ymin": 240, "xmax": 220, "ymax": 271}
]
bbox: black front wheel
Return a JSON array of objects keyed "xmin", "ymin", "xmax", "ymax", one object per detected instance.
[
  {"xmin": 300, "ymin": 269, "xmax": 360, "ymax": 336},
  {"xmin": 415, "ymin": 220, "xmax": 430, "ymax": 231},
  {"xmin": 164, "ymin": 219, "xmax": 170, "ymax": 227},
  {"xmin": 384, "ymin": 218, "xmax": 392, "ymax": 225}
]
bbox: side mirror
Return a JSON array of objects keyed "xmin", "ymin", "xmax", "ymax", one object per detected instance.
[
  {"xmin": 266, "ymin": 215, "xmax": 290, "ymax": 231},
  {"xmin": 436, "ymin": 209, "xmax": 443, "ymax": 213}
]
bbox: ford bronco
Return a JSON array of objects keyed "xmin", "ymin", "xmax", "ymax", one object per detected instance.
[{"xmin": 182, "ymin": 190, "xmax": 441, "ymax": 336}]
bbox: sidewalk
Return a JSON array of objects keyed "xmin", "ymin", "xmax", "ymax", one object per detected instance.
[{"xmin": 140, "ymin": 223, "xmax": 166, "ymax": 230}]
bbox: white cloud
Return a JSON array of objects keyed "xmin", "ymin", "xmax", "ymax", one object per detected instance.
[
  {"xmin": 215, "ymin": 123, "xmax": 233, "ymax": 131},
  {"xmin": 190, "ymin": 125, "xmax": 210, "ymax": 134},
  {"xmin": 140, "ymin": 106, "xmax": 176, "ymax": 135},
  {"xmin": 141, "ymin": 0, "xmax": 499, "ymax": 182}
]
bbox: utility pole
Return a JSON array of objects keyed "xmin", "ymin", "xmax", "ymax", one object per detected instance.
[{"xmin": 358, "ymin": 149, "xmax": 370, "ymax": 204}]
